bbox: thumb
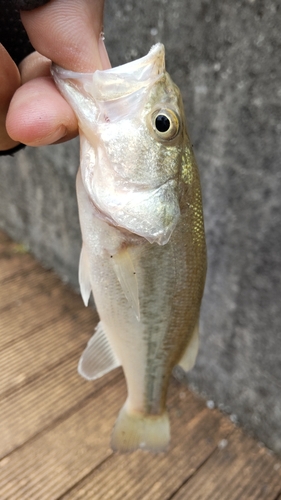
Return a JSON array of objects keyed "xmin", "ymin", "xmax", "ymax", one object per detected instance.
[
  {"xmin": 6, "ymin": 0, "xmax": 110, "ymax": 147},
  {"xmin": 20, "ymin": 0, "xmax": 110, "ymax": 72}
]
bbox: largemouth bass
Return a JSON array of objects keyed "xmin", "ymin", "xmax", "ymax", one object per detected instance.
[{"xmin": 52, "ymin": 44, "xmax": 206, "ymax": 453}]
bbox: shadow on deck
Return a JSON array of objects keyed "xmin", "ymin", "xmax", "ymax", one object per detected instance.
[{"xmin": 0, "ymin": 230, "xmax": 281, "ymax": 500}]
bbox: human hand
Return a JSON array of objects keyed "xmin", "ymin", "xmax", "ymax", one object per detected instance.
[
  {"xmin": 0, "ymin": 44, "xmax": 21, "ymax": 150},
  {"xmin": 3, "ymin": 0, "xmax": 110, "ymax": 150}
]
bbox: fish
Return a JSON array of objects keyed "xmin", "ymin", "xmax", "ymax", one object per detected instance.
[{"xmin": 51, "ymin": 43, "xmax": 207, "ymax": 453}]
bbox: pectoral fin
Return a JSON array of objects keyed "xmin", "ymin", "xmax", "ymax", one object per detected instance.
[
  {"xmin": 177, "ymin": 320, "xmax": 199, "ymax": 372},
  {"xmin": 78, "ymin": 321, "xmax": 121, "ymax": 380},
  {"xmin": 111, "ymin": 249, "xmax": 140, "ymax": 321},
  {"xmin": 79, "ymin": 244, "xmax": 92, "ymax": 306}
]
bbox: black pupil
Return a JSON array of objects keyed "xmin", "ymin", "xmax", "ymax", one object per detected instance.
[{"xmin": 155, "ymin": 114, "xmax": 170, "ymax": 133}]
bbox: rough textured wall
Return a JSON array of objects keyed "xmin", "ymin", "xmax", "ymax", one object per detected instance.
[
  {"xmin": 0, "ymin": 141, "xmax": 81, "ymax": 286},
  {"xmin": 0, "ymin": 0, "xmax": 280, "ymax": 454}
]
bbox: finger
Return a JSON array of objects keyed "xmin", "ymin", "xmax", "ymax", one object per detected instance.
[
  {"xmin": 0, "ymin": 44, "xmax": 21, "ymax": 150},
  {"xmin": 21, "ymin": 0, "xmax": 107, "ymax": 72},
  {"xmin": 19, "ymin": 51, "xmax": 51, "ymax": 84},
  {"xmin": 6, "ymin": 77, "xmax": 78, "ymax": 146},
  {"xmin": 14, "ymin": 0, "xmax": 111, "ymax": 149}
]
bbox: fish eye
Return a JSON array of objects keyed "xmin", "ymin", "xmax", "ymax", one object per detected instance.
[
  {"xmin": 155, "ymin": 114, "xmax": 171, "ymax": 133},
  {"xmin": 152, "ymin": 109, "xmax": 180, "ymax": 141}
]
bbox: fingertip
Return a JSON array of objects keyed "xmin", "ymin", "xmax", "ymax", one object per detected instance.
[
  {"xmin": 21, "ymin": 0, "xmax": 105, "ymax": 72},
  {"xmin": 6, "ymin": 77, "xmax": 78, "ymax": 146}
]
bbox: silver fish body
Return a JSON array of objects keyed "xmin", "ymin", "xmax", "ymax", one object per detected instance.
[{"xmin": 52, "ymin": 44, "xmax": 206, "ymax": 453}]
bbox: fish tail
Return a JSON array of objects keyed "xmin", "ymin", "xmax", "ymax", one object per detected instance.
[{"xmin": 111, "ymin": 401, "xmax": 170, "ymax": 453}]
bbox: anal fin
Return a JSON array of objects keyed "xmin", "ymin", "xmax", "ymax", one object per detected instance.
[
  {"xmin": 111, "ymin": 248, "xmax": 140, "ymax": 321},
  {"xmin": 176, "ymin": 320, "xmax": 199, "ymax": 373},
  {"xmin": 78, "ymin": 321, "xmax": 121, "ymax": 380}
]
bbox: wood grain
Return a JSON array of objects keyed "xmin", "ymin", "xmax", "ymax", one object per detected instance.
[{"xmin": 1, "ymin": 231, "xmax": 281, "ymax": 500}]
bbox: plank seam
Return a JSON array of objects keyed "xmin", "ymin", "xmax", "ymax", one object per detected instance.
[
  {"xmin": 0, "ymin": 316, "xmax": 68, "ymax": 351},
  {"xmin": 0, "ymin": 288, "xmax": 55, "ymax": 314},
  {"xmin": 0, "ymin": 371, "xmax": 123, "ymax": 461},
  {"xmin": 272, "ymin": 489, "xmax": 281, "ymax": 500},
  {"xmin": 0, "ymin": 261, "xmax": 38, "ymax": 285},
  {"xmin": 0, "ymin": 350, "xmax": 82, "ymax": 400},
  {"xmin": 0, "ymin": 310, "xmax": 92, "ymax": 351},
  {"xmin": 51, "ymin": 405, "xmax": 215, "ymax": 500},
  {"xmin": 55, "ymin": 454, "xmax": 114, "ymax": 500},
  {"xmin": 167, "ymin": 426, "xmax": 236, "ymax": 500}
]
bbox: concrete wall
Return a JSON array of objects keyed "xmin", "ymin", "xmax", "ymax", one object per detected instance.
[
  {"xmin": 0, "ymin": 141, "xmax": 81, "ymax": 287},
  {"xmin": 1, "ymin": 1, "xmax": 280, "ymax": 454}
]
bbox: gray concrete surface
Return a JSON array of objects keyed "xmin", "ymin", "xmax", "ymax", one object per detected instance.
[
  {"xmin": 0, "ymin": 1, "xmax": 280, "ymax": 454},
  {"xmin": 0, "ymin": 141, "xmax": 81, "ymax": 287}
]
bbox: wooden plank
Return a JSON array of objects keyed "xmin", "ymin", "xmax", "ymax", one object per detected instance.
[
  {"xmin": 0, "ymin": 306, "xmax": 97, "ymax": 396},
  {"xmin": 171, "ymin": 427, "xmax": 281, "ymax": 500},
  {"xmin": 0, "ymin": 235, "xmax": 28, "ymax": 259},
  {"xmin": 0, "ymin": 273, "xmax": 95, "ymax": 350},
  {"xmin": 60, "ymin": 386, "xmax": 233, "ymax": 500},
  {"xmin": 0, "ymin": 266, "xmax": 67, "ymax": 312},
  {"xmin": 0, "ymin": 379, "xmax": 211, "ymax": 500},
  {"xmin": 0, "ymin": 246, "xmax": 92, "ymax": 349},
  {"xmin": 0, "ymin": 231, "xmax": 29, "ymax": 255},
  {"xmin": 0, "ymin": 376, "xmax": 125, "ymax": 500},
  {"xmin": 1, "ymin": 230, "xmax": 281, "ymax": 500},
  {"xmin": 0, "ymin": 360, "xmax": 122, "ymax": 458},
  {"xmin": 0, "ymin": 253, "xmax": 37, "ymax": 283},
  {"xmin": 0, "ymin": 231, "xmax": 13, "ymax": 245},
  {"xmin": 0, "ymin": 235, "xmax": 37, "ymax": 283}
]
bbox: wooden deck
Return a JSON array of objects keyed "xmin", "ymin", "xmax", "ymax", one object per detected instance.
[{"xmin": 1, "ymin": 229, "xmax": 281, "ymax": 500}]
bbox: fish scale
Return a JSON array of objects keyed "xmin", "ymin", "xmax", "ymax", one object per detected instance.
[{"xmin": 52, "ymin": 43, "xmax": 206, "ymax": 453}]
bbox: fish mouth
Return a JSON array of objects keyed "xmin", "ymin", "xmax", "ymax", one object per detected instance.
[
  {"xmin": 88, "ymin": 178, "xmax": 180, "ymax": 246},
  {"xmin": 52, "ymin": 43, "xmax": 165, "ymax": 102}
]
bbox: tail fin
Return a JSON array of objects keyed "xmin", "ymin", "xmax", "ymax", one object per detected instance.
[{"xmin": 111, "ymin": 402, "xmax": 170, "ymax": 453}]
